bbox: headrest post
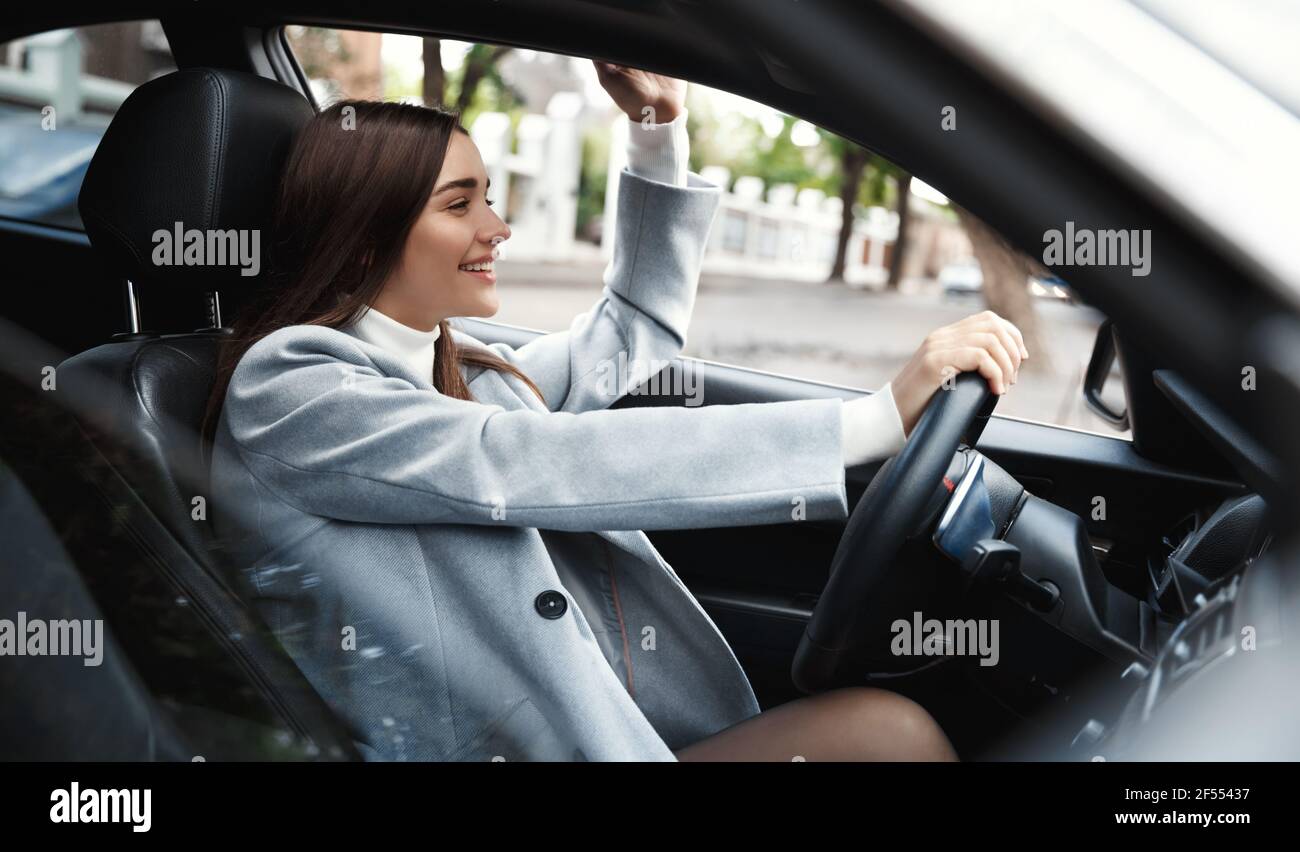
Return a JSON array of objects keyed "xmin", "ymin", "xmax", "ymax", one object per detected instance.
[
  {"xmin": 110, "ymin": 279, "xmax": 154, "ymax": 342},
  {"xmin": 208, "ymin": 291, "xmax": 221, "ymax": 328},
  {"xmin": 194, "ymin": 291, "xmax": 232, "ymax": 336},
  {"xmin": 125, "ymin": 279, "xmax": 141, "ymax": 333}
]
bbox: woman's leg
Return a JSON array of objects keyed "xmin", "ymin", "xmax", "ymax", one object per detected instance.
[{"xmin": 672, "ymin": 686, "xmax": 957, "ymax": 761}]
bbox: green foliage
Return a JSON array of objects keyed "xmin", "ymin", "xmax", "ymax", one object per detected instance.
[
  {"xmin": 447, "ymin": 45, "xmax": 523, "ymax": 122},
  {"xmin": 576, "ymin": 128, "xmax": 611, "ymax": 241},
  {"xmin": 683, "ymin": 106, "xmax": 900, "ymax": 211},
  {"xmin": 815, "ymin": 127, "xmax": 901, "ymax": 208}
]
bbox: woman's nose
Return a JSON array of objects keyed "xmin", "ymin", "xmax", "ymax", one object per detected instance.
[{"xmin": 486, "ymin": 216, "xmax": 511, "ymax": 248}]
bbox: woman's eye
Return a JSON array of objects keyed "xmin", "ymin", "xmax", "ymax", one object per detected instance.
[{"xmin": 449, "ymin": 198, "xmax": 493, "ymax": 211}]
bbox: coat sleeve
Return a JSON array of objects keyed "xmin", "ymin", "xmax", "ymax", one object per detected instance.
[
  {"xmin": 222, "ymin": 325, "xmax": 849, "ymax": 531},
  {"xmin": 474, "ymin": 167, "xmax": 721, "ymax": 414}
]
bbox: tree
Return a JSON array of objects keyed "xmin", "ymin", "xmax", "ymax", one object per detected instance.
[
  {"xmin": 455, "ymin": 44, "xmax": 514, "ymax": 114},
  {"xmin": 422, "ymin": 37, "xmax": 444, "ymax": 106},
  {"xmin": 828, "ymin": 143, "xmax": 869, "ymax": 282},
  {"xmin": 887, "ymin": 171, "xmax": 912, "ymax": 290},
  {"xmin": 951, "ymin": 202, "xmax": 1048, "ymax": 369},
  {"xmin": 419, "ymin": 40, "xmax": 519, "ymax": 117},
  {"xmin": 820, "ymin": 130, "xmax": 911, "ymax": 289}
]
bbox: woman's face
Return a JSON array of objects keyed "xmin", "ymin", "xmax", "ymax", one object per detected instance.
[{"xmin": 375, "ymin": 131, "xmax": 511, "ymax": 329}]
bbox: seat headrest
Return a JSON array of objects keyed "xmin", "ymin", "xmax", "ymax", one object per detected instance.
[{"xmin": 79, "ymin": 68, "xmax": 314, "ymax": 293}]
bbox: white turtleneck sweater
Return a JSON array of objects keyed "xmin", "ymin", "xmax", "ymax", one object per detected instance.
[
  {"xmin": 348, "ymin": 300, "xmax": 443, "ymax": 380},
  {"xmin": 348, "ymin": 110, "xmax": 909, "ymax": 467}
]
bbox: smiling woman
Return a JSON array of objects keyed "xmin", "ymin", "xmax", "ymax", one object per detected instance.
[{"xmin": 200, "ymin": 99, "xmax": 546, "ymax": 452}]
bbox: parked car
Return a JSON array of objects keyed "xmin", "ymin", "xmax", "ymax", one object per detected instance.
[
  {"xmin": 938, "ymin": 257, "xmax": 983, "ymax": 298},
  {"xmin": 941, "ymin": 259, "xmax": 1075, "ymax": 303},
  {"xmin": 1029, "ymin": 273, "xmax": 1075, "ymax": 303},
  {"xmin": 0, "ymin": 108, "xmax": 100, "ymax": 228}
]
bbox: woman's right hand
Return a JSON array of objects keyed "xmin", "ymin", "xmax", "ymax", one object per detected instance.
[{"xmin": 889, "ymin": 310, "xmax": 1028, "ymax": 438}]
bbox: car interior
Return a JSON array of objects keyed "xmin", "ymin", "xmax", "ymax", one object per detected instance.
[{"xmin": 2, "ymin": 1, "xmax": 1297, "ymax": 761}]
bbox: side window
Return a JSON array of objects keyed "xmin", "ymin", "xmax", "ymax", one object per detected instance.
[
  {"xmin": 283, "ymin": 28, "xmax": 1126, "ymax": 438},
  {"xmin": 0, "ymin": 21, "xmax": 175, "ymax": 230}
]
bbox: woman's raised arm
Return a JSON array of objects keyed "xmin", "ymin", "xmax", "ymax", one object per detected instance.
[
  {"xmin": 473, "ymin": 63, "xmax": 708, "ymax": 415},
  {"xmin": 475, "ymin": 165, "xmax": 722, "ymax": 414}
]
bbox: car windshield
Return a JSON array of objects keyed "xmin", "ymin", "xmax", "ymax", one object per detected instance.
[{"xmin": 893, "ymin": 0, "xmax": 1300, "ymax": 303}]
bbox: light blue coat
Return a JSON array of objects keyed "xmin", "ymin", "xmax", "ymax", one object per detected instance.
[{"xmin": 209, "ymin": 167, "xmax": 853, "ymax": 761}]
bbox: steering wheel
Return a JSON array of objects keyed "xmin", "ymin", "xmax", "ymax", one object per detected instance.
[{"xmin": 792, "ymin": 371, "xmax": 998, "ymax": 694}]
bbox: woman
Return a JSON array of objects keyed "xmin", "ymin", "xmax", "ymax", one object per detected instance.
[{"xmin": 204, "ymin": 61, "xmax": 1026, "ymax": 762}]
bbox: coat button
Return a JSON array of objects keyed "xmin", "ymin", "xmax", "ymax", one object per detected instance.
[{"xmin": 535, "ymin": 590, "xmax": 568, "ymax": 619}]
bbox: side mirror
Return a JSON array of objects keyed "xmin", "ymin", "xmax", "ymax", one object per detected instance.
[{"xmin": 1084, "ymin": 319, "xmax": 1129, "ymax": 430}]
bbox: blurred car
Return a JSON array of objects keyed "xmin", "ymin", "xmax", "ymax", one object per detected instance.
[
  {"xmin": 939, "ymin": 258, "xmax": 983, "ymax": 297},
  {"xmin": 0, "ymin": 107, "xmax": 101, "ymax": 229},
  {"xmin": 1029, "ymin": 273, "xmax": 1075, "ymax": 303},
  {"xmin": 942, "ymin": 259, "xmax": 1075, "ymax": 303}
]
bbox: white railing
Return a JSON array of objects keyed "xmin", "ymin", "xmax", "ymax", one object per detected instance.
[
  {"xmin": 601, "ymin": 115, "xmax": 901, "ymax": 287},
  {"xmin": 470, "ymin": 92, "xmax": 584, "ymax": 263},
  {"xmin": 0, "ymin": 29, "xmax": 134, "ymax": 121}
]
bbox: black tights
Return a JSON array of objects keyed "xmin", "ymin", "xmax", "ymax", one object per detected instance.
[{"xmin": 672, "ymin": 686, "xmax": 957, "ymax": 761}]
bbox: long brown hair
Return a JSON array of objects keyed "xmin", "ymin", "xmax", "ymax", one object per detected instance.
[{"xmin": 201, "ymin": 100, "xmax": 544, "ymax": 455}]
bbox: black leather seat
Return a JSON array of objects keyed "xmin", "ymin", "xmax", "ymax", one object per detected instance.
[
  {"xmin": 55, "ymin": 68, "xmax": 359, "ymax": 757},
  {"xmin": 0, "ymin": 450, "xmax": 191, "ymax": 761}
]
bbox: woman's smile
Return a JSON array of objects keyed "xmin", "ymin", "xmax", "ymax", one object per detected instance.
[{"xmin": 458, "ymin": 257, "xmax": 497, "ymax": 283}]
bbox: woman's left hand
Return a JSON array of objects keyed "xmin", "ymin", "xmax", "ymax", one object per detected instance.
[
  {"xmin": 593, "ymin": 60, "xmax": 686, "ymax": 125},
  {"xmin": 889, "ymin": 310, "xmax": 1028, "ymax": 438}
]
